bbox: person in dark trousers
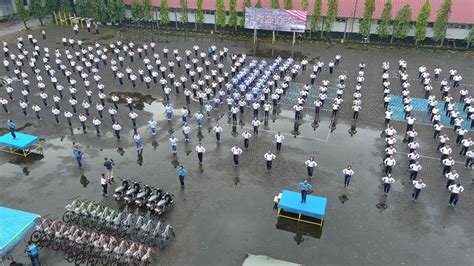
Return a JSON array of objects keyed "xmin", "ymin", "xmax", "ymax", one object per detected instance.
[
  {"xmin": 100, "ymin": 173, "xmax": 108, "ymax": 196},
  {"xmin": 264, "ymin": 151, "xmax": 276, "ymax": 172},
  {"xmin": 176, "ymin": 165, "xmax": 187, "ymax": 189},
  {"xmin": 343, "ymin": 165, "xmax": 354, "ymax": 187},
  {"xmin": 195, "ymin": 143, "xmax": 206, "ymax": 165},
  {"xmin": 7, "ymin": 119, "xmax": 16, "ymax": 139},
  {"xmin": 25, "ymin": 241, "xmax": 41, "ymax": 266},
  {"xmin": 73, "ymin": 146, "xmax": 83, "ymax": 168},
  {"xmin": 382, "ymin": 174, "xmax": 395, "ymax": 195},
  {"xmin": 103, "ymin": 158, "xmax": 114, "ymax": 182},
  {"xmin": 411, "ymin": 179, "xmax": 426, "ymax": 202},
  {"xmin": 448, "ymin": 183, "xmax": 464, "ymax": 207},
  {"xmin": 299, "ymin": 179, "xmax": 312, "ymax": 204}
]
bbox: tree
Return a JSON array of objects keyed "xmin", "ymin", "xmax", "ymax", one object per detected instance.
[
  {"xmin": 197, "ymin": 0, "xmax": 204, "ymax": 27},
  {"xmin": 29, "ymin": 0, "xmax": 48, "ymax": 25},
  {"xmin": 255, "ymin": 0, "xmax": 262, "ymax": 8},
  {"xmin": 216, "ymin": 0, "xmax": 226, "ymax": 29},
  {"xmin": 228, "ymin": 0, "xmax": 238, "ymax": 29},
  {"xmin": 284, "ymin": 0, "xmax": 293, "ymax": 10},
  {"xmin": 179, "ymin": 0, "xmax": 188, "ymax": 24},
  {"xmin": 392, "ymin": 4, "xmax": 411, "ymax": 40},
  {"xmin": 240, "ymin": 0, "xmax": 251, "ymax": 28},
  {"xmin": 59, "ymin": 0, "xmax": 72, "ymax": 13},
  {"xmin": 310, "ymin": 0, "xmax": 322, "ymax": 32},
  {"xmin": 271, "ymin": 0, "xmax": 280, "ymax": 9},
  {"xmin": 301, "ymin": 0, "xmax": 308, "ymax": 11},
  {"xmin": 109, "ymin": 0, "xmax": 126, "ymax": 23},
  {"xmin": 131, "ymin": 0, "xmax": 143, "ymax": 19},
  {"xmin": 325, "ymin": 0, "xmax": 338, "ymax": 34},
  {"xmin": 377, "ymin": 0, "xmax": 392, "ymax": 39},
  {"xmin": 160, "ymin": 0, "xmax": 170, "ymax": 26},
  {"xmin": 143, "ymin": 0, "xmax": 152, "ymax": 20},
  {"xmin": 15, "ymin": 0, "xmax": 29, "ymax": 29},
  {"xmin": 465, "ymin": 28, "xmax": 474, "ymax": 48},
  {"xmin": 414, "ymin": 0, "xmax": 431, "ymax": 45},
  {"xmin": 92, "ymin": 0, "xmax": 110, "ymax": 22},
  {"xmin": 75, "ymin": 0, "xmax": 88, "ymax": 17},
  {"xmin": 433, "ymin": 0, "xmax": 452, "ymax": 45},
  {"xmin": 359, "ymin": 0, "xmax": 375, "ymax": 38}
]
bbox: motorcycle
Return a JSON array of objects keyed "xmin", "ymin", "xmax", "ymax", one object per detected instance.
[
  {"xmin": 134, "ymin": 185, "xmax": 152, "ymax": 207},
  {"xmin": 113, "ymin": 179, "xmax": 130, "ymax": 201},
  {"xmin": 123, "ymin": 182, "xmax": 141, "ymax": 204},
  {"xmin": 154, "ymin": 193, "xmax": 175, "ymax": 215},
  {"xmin": 146, "ymin": 188, "xmax": 164, "ymax": 211}
]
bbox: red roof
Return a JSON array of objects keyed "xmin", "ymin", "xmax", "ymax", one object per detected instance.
[{"xmin": 122, "ymin": 0, "xmax": 474, "ymax": 24}]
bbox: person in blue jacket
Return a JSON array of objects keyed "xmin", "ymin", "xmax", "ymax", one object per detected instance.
[
  {"xmin": 176, "ymin": 165, "xmax": 187, "ymax": 189},
  {"xmin": 299, "ymin": 179, "xmax": 313, "ymax": 204},
  {"xmin": 25, "ymin": 241, "xmax": 41, "ymax": 265},
  {"xmin": 73, "ymin": 146, "xmax": 83, "ymax": 168},
  {"xmin": 7, "ymin": 119, "xmax": 16, "ymax": 139}
]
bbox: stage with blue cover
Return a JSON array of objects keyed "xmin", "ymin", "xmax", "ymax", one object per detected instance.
[
  {"xmin": 276, "ymin": 190, "xmax": 327, "ymax": 228},
  {"xmin": 0, "ymin": 132, "xmax": 43, "ymax": 157}
]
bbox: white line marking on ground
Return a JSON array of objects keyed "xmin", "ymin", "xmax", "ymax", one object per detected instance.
[{"xmin": 240, "ymin": 125, "xmax": 329, "ymax": 142}]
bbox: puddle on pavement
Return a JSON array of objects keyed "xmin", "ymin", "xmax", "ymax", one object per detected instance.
[
  {"xmin": 8, "ymin": 153, "xmax": 44, "ymax": 165},
  {"xmin": 117, "ymin": 147, "xmax": 125, "ymax": 156},
  {"xmin": 376, "ymin": 202, "xmax": 388, "ymax": 210},
  {"xmin": 0, "ymin": 122, "xmax": 35, "ymax": 134},
  {"xmin": 143, "ymin": 101, "xmax": 167, "ymax": 121},
  {"xmin": 171, "ymin": 158, "xmax": 180, "ymax": 168},
  {"xmin": 80, "ymin": 175, "xmax": 90, "ymax": 187},
  {"xmin": 107, "ymin": 92, "xmax": 156, "ymax": 111},
  {"xmin": 338, "ymin": 194, "xmax": 349, "ymax": 204},
  {"xmin": 233, "ymin": 176, "xmax": 240, "ymax": 185},
  {"xmin": 275, "ymin": 218, "xmax": 322, "ymax": 240}
]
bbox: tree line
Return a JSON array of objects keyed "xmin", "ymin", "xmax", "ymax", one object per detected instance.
[{"xmin": 14, "ymin": 0, "xmax": 474, "ymax": 47}]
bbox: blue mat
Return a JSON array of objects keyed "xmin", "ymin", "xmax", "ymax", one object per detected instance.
[
  {"xmin": 388, "ymin": 96, "xmax": 471, "ymax": 131},
  {"xmin": 278, "ymin": 190, "xmax": 327, "ymax": 219},
  {"xmin": 0, "ymin": 207, "xmax": 40, "ymax": 257},
  {"xmin": 0, "ymin": 132, "xmax": 39, "ymax": 149}
]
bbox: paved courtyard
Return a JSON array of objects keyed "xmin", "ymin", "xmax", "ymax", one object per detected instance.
[{"xmin": 0, "ymin": 25, "xmax": 473, "ymax": 265}]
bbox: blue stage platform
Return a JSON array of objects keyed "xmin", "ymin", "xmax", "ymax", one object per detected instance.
[
  {"xmin": 0, "ymin": 132, "xmax": 42, "ymax": 157},
  {"xmin": 277, "ymin": 190, "xmax": 327, "ymax": 227},
  {"xmin": 388, "ymin": 96, "xmax": 472, "ymax": 131}
]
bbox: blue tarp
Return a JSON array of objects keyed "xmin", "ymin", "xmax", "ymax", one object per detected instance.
[
  {"xmin": 0, "ymin": 207, "xmax": 40, "ymax": 257},
  {"xmin": 278, "ymin": 190, "xmax": 327, "ymax": 218},
  {"xmin": 0, "ymin": 132, "xmax": 39, "ymax": 149}
]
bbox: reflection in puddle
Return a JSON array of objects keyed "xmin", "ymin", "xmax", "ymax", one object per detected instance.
[
  {"xmin": 275, "ymin": 218, "xmax": 323, "ymax": 240},
  {"xmin": 171, "ymin": 158, "xmax": 180, "ymax": 168},
  {"xmin": 80, "ymin": 175, "xmax": 89, "ymax": 187},
  {"xmin": 376, "ymin": 202, "xmax": 388, "ymax": 210},
  {"xmin": 338, "ymin": 194, "xmax": 349, "ymax": 204},
  {"xmin": 233, "ymin": 176, "xmax": 240, "ymax": 185}
]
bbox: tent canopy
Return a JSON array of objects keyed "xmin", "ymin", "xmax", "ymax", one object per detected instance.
[{"xmin": 0, "ymin": 207, "xmax": 40, "ymax": 257}]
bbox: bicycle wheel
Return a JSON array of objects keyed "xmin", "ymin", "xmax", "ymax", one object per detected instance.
[
  {"xmin": 38, "ymin": 234, "xmax": 52, "ymax": 248},
  {"xmin": 51, "ymin": 239, "xmax": 61, "ymax": 251},
  {"xmin": 100, "ymin": 252, "xmax": 111, "ymax": 265},
  {"xmin": 158, "ymin": 238, "xmax": 166, "ymax": 250},
  {"xmin": 62, "ymin": 211, "xmax": 73, "ymax": 223},
  {"xmin": 30, "ymin": 231, "xmax": 42, "ymax": 244}
]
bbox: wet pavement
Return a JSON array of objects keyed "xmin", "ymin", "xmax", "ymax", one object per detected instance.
[{"xmin": 0, "ymin": 26, "xmax": 473, "ymax": 265}]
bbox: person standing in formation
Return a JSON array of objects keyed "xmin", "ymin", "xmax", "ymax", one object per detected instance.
[
  {"xmin": 448, "ymin": 183, "xmax": 464, "ymax": 207},
  {"xmin": 195, "ymin": 143, "xmax": 206, "ymax": 165},
  {"xmin": 343, "ymin": 165, "xmax": 354, "ymax": 187},
  {"xmin": 231, "ymin": 145, "xmax": 243, "ymax": 166},
  {"xmin": 264, "ymin": 151, "xmax": 276, "ymax": 172},
  {"xmin": 275, "ymin": 132, "xmax": 285, "ymax": 152},
  {"xmin": 242, "ymin": 131, "xmax": 251, "ymax": 149},
  {"xmin": 305, "ymin": 157, "xmax": 317, "ymax": 179},
  {"xmin": 382, "ymin": 174, "xmax": 395, "ymax": 195},
  {"xmin": 411, "ymin": 179, "xmax": 426, "ymax": 202}
]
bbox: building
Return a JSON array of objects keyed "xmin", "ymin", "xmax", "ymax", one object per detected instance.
[
  {"xmin": 122, "ymin": 0, "xmax": 473, "ymax": 41},
  {"xmin": 0, "ymin": 0, "xmax": 19, "ymax": 19}
]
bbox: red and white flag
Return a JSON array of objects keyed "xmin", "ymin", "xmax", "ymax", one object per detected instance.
[{"xmin": 284, "ymin": 9, "xmax": 307, "ymax": 22}]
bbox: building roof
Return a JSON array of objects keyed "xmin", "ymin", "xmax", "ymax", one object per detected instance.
[{"xmin": 123, "ymin": 0, "xmax": 474, "ymax": 24}]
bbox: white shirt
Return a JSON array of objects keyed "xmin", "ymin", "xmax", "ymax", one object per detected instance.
[
  {"xmin": 92, "ymin": 119, "xmax": 101, "ymax": 126},
  {"xmin": 242, "ymin": 132, "xmax": 252, "ymax": 139},
  {"xmin": 445, "ymin": 172, "xmax": 459, "ymax": 180},
  {"xmin": 410, "ymin": 164, "xmax": 422, "ymax": 172},
  {"xmin": 264, "ymin": 153, "xmax": 276, "ymax": 161},
  {"xmin": 231, "ymin": 147, "xmax": 242, "ymax": 155},
  {"xmin": 305, "ymin": 160, "xmax": 317, "ymax": 168},
  {"xmin": 448, "ymin": 185, "xmax": 464, "ymax": 194},
  {"xmin": 112, "ymin": 124, "xmax": 121, "ymax": 131},
  {"xmin": 148, "ymin": 120, "xmax": 157, "ymax": 128},
  {"xmin": 440, "ymin": 146, "xmax": 452, "ymax": 155},
  {"xmin": 214, "ymin": 126, "xmax": 223, "ymax": 133},
  {"xmin": 382, "ymin": 176, "xmax": 395, "ymax": 184},
  {"xmin": 413, "ymin": 181, "xmax": 426, "ymax": 189},
  {"xmin": 195, "ymin": 146, "xmax": 206, "ymax": 153},
  {"xmin": 169, "ymin": 137, "xmax": 178, "ymax": 145},
  {"xmin": 343, "ymin": 168, "xmax": 354, "ymax": 176},
  {"xmin": 275, "ymin": 134, "xmax": 285, "ymax": 143},
  {"xmin": 442, "ymin": 159, "xmax": 455, "ymax": 166},
  {"xmin": 384, "ymin": 158, "xmax": 396, "ymax": 166}
]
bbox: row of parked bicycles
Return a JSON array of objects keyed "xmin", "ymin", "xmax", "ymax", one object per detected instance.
[
  {"xmin": 113, "ymin": 179, "xmax": 175, "ymax": 216},
  {"xmin": 30, "ymin": 218, "xmax": 156, "ymax": 265},
  {"xmin": 63, "ymin": 200, "xmax": 175, "ymax": 248}
]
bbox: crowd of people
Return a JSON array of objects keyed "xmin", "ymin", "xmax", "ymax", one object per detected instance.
[{"xmin": 1, "ymin": 25, "xmax": 472, "ymax": 208}]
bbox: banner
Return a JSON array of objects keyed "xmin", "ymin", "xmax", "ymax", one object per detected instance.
[{"xmin": 245, "ymin": 8, "xmax": 307, "ymax": 33}]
